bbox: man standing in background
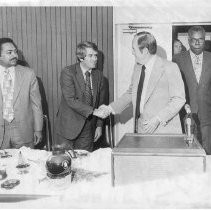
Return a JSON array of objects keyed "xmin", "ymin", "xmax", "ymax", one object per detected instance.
[
  {"xmin": 173, "ymin": 25, "xmax": 211, "ymax": 155},
  {"xmin": 56, "ymin": 41, "xmax": 105, "ymax": 152},
  {"xmin": 0, "ymin": 38, "xmax": 43, "ymax": 149}
]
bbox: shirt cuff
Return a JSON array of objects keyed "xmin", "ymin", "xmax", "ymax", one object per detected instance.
[
  {"xmin": 108, "ymin": 105, "xmax": 115, "ymax": 114},
  {"xmin": 156, "ymin": 116, "xmax": 166, "ymax": 126}
]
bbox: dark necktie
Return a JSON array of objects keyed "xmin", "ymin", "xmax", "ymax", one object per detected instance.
[
  {"xmin": 134, "ymin": 65, "xmax": 146, "ymax": 132},
  {"xmin": 85, "ymin": 71, "xmax": 93, "ymax": 106}
]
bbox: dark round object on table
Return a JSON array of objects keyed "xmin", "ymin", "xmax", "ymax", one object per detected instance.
[{"xmin": 46, "ymin": 145, "xmax": 72, "ymax": 179}]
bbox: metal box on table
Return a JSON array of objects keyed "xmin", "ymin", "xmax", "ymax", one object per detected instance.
[{"xmin": 111, "ymin": 133, "xmax": 206, "ymax": 186}]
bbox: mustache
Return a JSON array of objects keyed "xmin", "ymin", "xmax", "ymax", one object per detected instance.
[{"xmin": 10, "ymin": 57, "xmax": 18, "ymax": 61}]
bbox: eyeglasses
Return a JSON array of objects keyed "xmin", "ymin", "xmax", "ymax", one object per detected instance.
[{"xmin": 190, "ymin": 38, "xmax": 205, "ymax": 44}]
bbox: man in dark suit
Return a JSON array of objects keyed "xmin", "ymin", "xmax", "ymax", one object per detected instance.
[
  {"xmin": 55, "ymin": 41, "xmax": 105, "ymax": 152},
  {"xmin": 173, "ymin": 25, "xmax": 211, "ymax": 155},
  {"xmin": 0, "ymin": 38, "xmax": 43, "ymax": 149}
]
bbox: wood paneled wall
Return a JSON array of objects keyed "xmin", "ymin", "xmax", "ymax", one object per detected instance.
[{"xmin": 0, "ymin": 7, "xmax": 113, "ymax": 144}]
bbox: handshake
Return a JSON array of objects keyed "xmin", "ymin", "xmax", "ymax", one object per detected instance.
[{"xmin": 93, "ymin": 105, "xmax": 114, "ymax": 119}]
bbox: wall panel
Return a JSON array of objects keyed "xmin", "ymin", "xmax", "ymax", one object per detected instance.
[
  {"xmin": 0, "ymin": 7, "xmax": 113, "ymax": 146},
  {"xmin": 1, "ymin": 8, "xmax": 7, "ymax": 37},
  {"xmin": 0, "ymin": 8, "xmax": 3, "ymax": 38},
  {"xmin": 35, "ymin": 7, "xmax": 42, "ymax": 78},
  {"xmin": 16, "ymin": 8, "xmax": 23, "ymax": 56},
  {"xmin": 31, "ymin": 8, "xmax": 38, "ymax": 73},
  {"xmin": 86, "ymin": 7, "xmax": 92, "ymax": 41},
  {"xmin": 70, "ymin": 8, "xmax": 77, "ymax": 65},
  {"xmin": 21, "ymin": 7, "xmax": 28, "ymax": 62},
  {"xmin": 11, "ymin": 8, "xmax": 17, "ymax": 45}
]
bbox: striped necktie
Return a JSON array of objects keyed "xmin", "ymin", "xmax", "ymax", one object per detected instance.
[
  {"xmin": 2, "ymin": 69, "xmax": 14, "ymax": 122},
  {"xmin": 85, "ymin": 71, "xmax": 93, "ymax": 106},
  {"xmin": 194, "ymin": 55, "xmax": 201, "ymax": 83}
]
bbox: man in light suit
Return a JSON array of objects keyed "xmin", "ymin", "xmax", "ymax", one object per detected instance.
[
  {"xmin": 0, "ymin": 38, "xmax": 43, "ymax": 149},
  {"xmin": 173, "ymin": 26, "xmax": 211, "ymax": 154},
  {"xmin": 56, "ymin": 41, "xmax": 105, "ymax": 152},
  {"xmin": 96, "ymin": 31, "xmax": 185, "ymax": 134}
]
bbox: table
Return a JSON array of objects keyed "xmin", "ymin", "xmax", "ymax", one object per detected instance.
[
  {"xmin": 112, "ymin": 133, "xmax": 206, "ymax": 186},
  {"xmin": 1, "ymin": 146, "xmax": 211, "ymax": 208}
]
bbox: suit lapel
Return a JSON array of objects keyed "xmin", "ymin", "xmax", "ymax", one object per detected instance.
[
  {"xmin": 91, "ymin": 70, "xmax": 98, "ymax": 106},
  {"xmin": 13, "ymin": 65, "xmax": 25, "ymax": 105},
  {"xmin": 144, "ymin": 56, "xmax": 165, "ymax": 104},
  {"xmin": 185, "ymin": 51, "xmax": 198, "ymax": 85},
  {"xmin": 199, "ymin": 51, "xmax": 208, "ymax": 86},
  {"xmin": 75, "ymin": 63, "xmax": 86, "ymax": 93},
  {"xmin": 0, "ymin": 85, "xmax": 2, "ymax": 111}
]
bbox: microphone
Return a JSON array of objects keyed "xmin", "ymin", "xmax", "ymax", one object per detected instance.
[
  {"xmin": 184, "ymin": 104, "xmax": 194, "ymax": 144},
  {"xmin": 184, "ymin": 104, "xmax": 191, "ymax": 114}
]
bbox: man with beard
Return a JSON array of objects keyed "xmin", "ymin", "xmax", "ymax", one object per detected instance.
[
  {"xmin": 0, "ymin": 38, "xmax": 43, "ymax": 149},
  {"xmin": 173, "ymin": 26, "xmax": 211, "ymax": 154},
  {"xmin": 56, "ymin": 41, "xmax": 105, "ymax": 152}
]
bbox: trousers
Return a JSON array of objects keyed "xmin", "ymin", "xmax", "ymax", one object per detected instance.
[
  {"xmin": 56, "ymin": 119, "xmax": 94, "ymax": 152},
  {"xmin": 0, "ymin": 120, "xmax": 34, "ymax": 149}
]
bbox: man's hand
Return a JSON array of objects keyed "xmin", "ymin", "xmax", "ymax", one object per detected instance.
[
  {"xmin": 93, "ymin": 105, "xmax": 111, "ymax": 119},
  {"xmin": 34, "ymin": 131, "xmax": 42, "ymax": 145},
  {"xmin": 143, "ymin": 117, "xmax": 160, "ymax": 134},
  {"xmin": 94, "ymin": 127, "xmax": 102, "ymax": 142}
]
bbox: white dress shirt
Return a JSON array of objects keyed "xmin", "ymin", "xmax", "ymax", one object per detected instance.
[
  {"xmin": 0, "ymin": 65, "xmax": 15, "ymax": 93},
  {"xmin": 139, "ymin": 55, "xmax": 156, "ymax": 113},
  {"xmin": 190, "ymin": 50, "xmax": 203, "ymax": 83}
]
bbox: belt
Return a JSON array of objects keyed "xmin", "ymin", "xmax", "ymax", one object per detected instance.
[{"xmin": 3, "ymin": 119, "xmax": 17, "ymax": 127}]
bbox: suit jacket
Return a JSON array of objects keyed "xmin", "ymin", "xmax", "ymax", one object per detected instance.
[
  {"xmin": 110, "ymin": 55, "xmax": 186, "ymax": 133},
  {"xmin": 56, "ymin": 63, "xmax": 105, "ymax": 140},
  {"xmin": 0, "ymin": 65, "xmax": 43, "ymax": 146},
  {"xmin": 173, "ymin": 50, "xmax": 211, "ymax": 126}
]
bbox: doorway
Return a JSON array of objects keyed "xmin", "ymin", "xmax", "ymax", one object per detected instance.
[{"xmin": 172, "ymin": 23, "xmax": 211, "ymax": 57}]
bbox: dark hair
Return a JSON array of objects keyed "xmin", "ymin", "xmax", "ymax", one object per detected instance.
[
  {"xmin": 174, "ymin": 38, "xmax": 182, "ymax": 45},
  {"xmin": 0, "ymin": 38, "xmax": 17, "ymax": 56},
  {"xmin": 188, "ymin": 26, "xmax": 205, "ymax": 38},
  {"xmin": 135, "ymin": 31, "xmax": 157, "ymax": 55},
  {"xmin": 173, "ymin": 39, "xmax": 187, "ymax": 53},
  {"xmin": 76, "ymin": 41, "xmax": 98, "ymax": 61}
]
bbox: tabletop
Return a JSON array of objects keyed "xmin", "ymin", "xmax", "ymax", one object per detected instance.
[{"xmin": 1, "ymin": 146, "xmax": 211, "ymax": 208}]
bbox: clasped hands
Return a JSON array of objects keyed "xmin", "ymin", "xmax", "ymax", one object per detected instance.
[
  {"xmin": 93, "ymin": 105, "xmax": 160, "ymax": 134},
  {"xmin": 93, "ymin": 105, "xmax": 112, "ymax": 119}
]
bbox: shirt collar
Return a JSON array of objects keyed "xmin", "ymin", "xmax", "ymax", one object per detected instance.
[
  {"xmin": 189, "ymin": 50, "xmax": 203, "ymax": 61},
  {"xmin": 0, "ymin": 65, "xmax": 5, "ymax": 73},
  {"xmin": 8, "ymin": 66, "xmax": 15, "ymax": 73},
  {"xmin": 0, "ymin": 65, "xmax": 15, "ymax": 73},
  {"xmin": 80, "ymin": 63, "xmax": 92, "ymax": 75},
  {"xmin": 145, "ymin": 55, "xmax": 156, "ymax": 70}
]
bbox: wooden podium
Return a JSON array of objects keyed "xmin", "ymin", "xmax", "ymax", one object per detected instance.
[{"xmin": 111, "ymin": 133, "xmax": 206, "ymax": 186}]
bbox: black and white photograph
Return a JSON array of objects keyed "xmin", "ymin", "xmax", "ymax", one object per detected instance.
[{"xmin": 0, "ymin": 0, "xmax": 211, "ymax": 208}]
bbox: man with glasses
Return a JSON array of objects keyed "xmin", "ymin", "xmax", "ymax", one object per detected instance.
[{"xmin": 173, "ymin": 25, "xmax": 211, "ymax": 155}]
